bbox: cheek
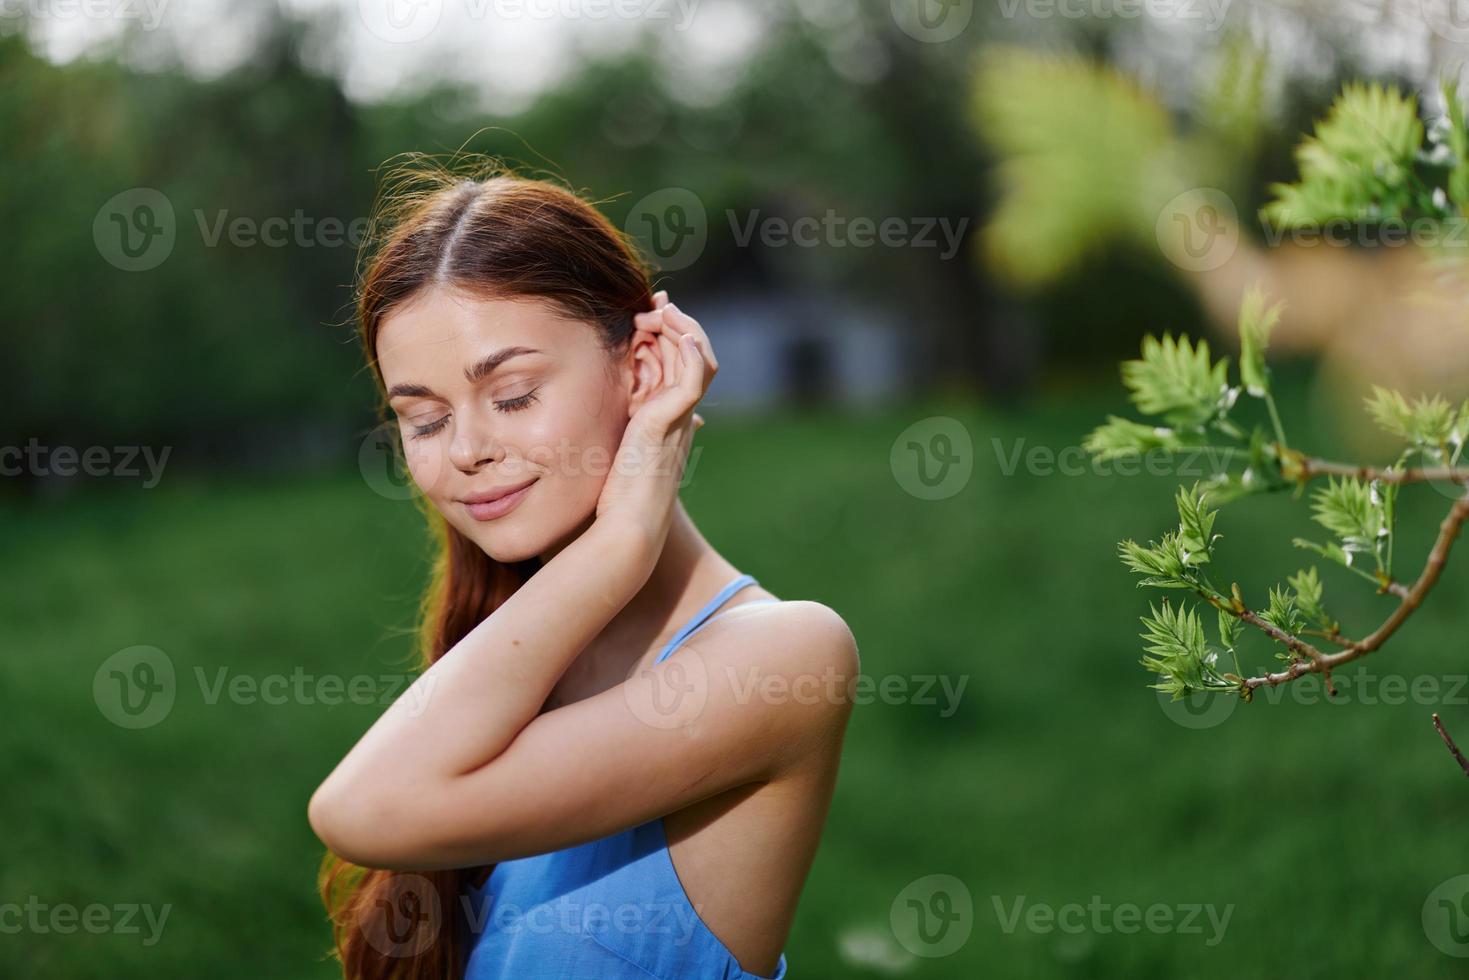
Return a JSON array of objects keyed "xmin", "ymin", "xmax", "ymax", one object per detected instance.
[
  {"xmin": 401, "ymin": 430, "xmax": 455, "ymax": 497},
  {"xmin": 524, "ymin": 392, "xmax": 626, "ymax": 495}
]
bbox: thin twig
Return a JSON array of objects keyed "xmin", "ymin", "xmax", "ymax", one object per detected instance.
[
  {"xmin": 1301, "ymin": 626, "xmax": 1357, "ymax": 648},
  {"xmin": 1299, "ymin": 458, "xmax": 1469, "ymax": 485},
  {"xmin": 1433, "ymin": 714, "xmax": 1469, "ymax": 778},
  {"xmin": 1237, "ymin": 492, "xmax": 1469, "ymax": 691}
]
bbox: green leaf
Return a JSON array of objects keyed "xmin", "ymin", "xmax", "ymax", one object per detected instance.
[
  {"xmin": 1286, "ymin": 566, "xmax": 1332, "ymax": 630},
  {"xmin": 1217, "ymin": 607, "xmax": 1242, "ymax": 651},
  {"xmin": 1260, "ymin": 584, "xmax": 1306, "ymax": 639},
  {"xmin": 1440, "ymin": 78, "xmax": 1469, "ymax": 214},
  {"xmin": 1200, "ymin": 426, "xmax": 1285, "ymax": 503},
  {"xmin": 1293, "ymin": 537, "xmax": 1354, "ymax": 569},
  {"xmin": 1308, "ymin": 476, "xmax": 1388, "ymax": 557},
  {"xmin": 1262, "ymin": 82, "xmax": 1425, "ymax": 226},
  {"xmin": 1083, "ymin": 416, "xmax": 1193, "ymax": 461},
  {"xmin": 1364, "ymin": 384, "xmax": 1469, "ymax": 448},
  {"xmin": 1121, "ymin": 333, "xmax": 1234, "ymax": 428},
  {"xmin": 971, "ymin": 47, "xmax": 1175, "ymax": 286},
  {"xmin": 1175, "ymin": 482, "xmax": 1221, "ymax": 565},
  {"xmin": 1118, "ymin": 533, "xmax": 1196, "ymax": 589},
  {"xmin": 1139, "ymin": 601, "xmax": 1231, "ymax": 699},
  {"xmin": 1237, "ymin": 286, "xmax": 1284, "ymax": 397}
]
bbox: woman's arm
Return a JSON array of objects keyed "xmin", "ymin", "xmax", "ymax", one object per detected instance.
[
  {"xmin": 308, "ymin": 298, "xmax": 861, "ymax": 870},
  {"xmin": 307, "ymin": 518, "xmax": 658, "ymax": 858},
  {"xmin": 314, "ymin": 596, "xmax": 858, "ymax": 870}
]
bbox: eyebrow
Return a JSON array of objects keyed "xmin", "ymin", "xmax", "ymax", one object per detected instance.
[{"xmin": 386, "ymin": 346, "xmax": 543, "ymax": 399}]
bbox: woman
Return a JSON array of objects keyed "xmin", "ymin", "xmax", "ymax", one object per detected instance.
[{"xmin": 309, "ymin": 163, "xmax": 859, "ymax": 980}]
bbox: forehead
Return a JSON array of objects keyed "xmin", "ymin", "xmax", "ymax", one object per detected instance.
[{"xmin": 375, "ymin": 288, "xmax": 588, "ymax": 377}]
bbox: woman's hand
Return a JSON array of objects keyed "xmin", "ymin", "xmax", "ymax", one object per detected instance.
[{"xmin": 593, "ymin": 291, "xmax": 718, "ymax": 548}]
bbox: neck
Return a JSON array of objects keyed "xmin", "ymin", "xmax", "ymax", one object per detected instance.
[
  {"xmin": 541, "ymin": 501, "xmax": 741, "ymax": 700},
  {"xmin": 621, "ymin": 500, "xmax": 738, "ymax": 631}
]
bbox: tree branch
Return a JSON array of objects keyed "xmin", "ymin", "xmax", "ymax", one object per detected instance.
[
  {"xmin": 1236, "ymin": 492, "xmax": 1469, "ymax": 691},
  {"xmin": 1298, "ymin": 457, "xmax": 1469, "ymax": 485},
  {"xmin": 1433, "ymin": 714, "xmax": 1469, "ymax": 778}
]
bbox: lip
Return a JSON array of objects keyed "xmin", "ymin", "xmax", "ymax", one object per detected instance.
[{"xmin": 459, "ymin": 478, "xmax": 538, "ymax": 521}]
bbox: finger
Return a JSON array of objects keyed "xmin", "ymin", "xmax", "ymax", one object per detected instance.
[
  {"xmin": 660, "ymin": 323, "xmax": 682, "ymax": 391},
  {"xmin": 636, "ymin": 312, "xmax": 688, "ymax": 383},
  {"xmin": 663, "ymin": 303, "xmax": 717, "ymax": 374},
  {"xmin": 633, "ymin": 308, "xmax": 666, "ymax": 332},
  {"xmin": 656, "ymin": 332, "xmax": 679, "ymax": 389},
  {"xmin": 634, "ymin": 312, "xmax": 686, "ymax": 402},
  {"xmin": 677, "ymin": 332, "xmax": 705, "ymax": 400},
  {"xmin": 653, "ymin": 290, "xmax": 670, "ymax": 309}
]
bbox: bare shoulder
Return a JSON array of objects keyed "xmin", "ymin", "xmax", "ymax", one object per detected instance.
[
  {"xmin": 663, "ymin": 598, "xmax": 860, "ymax": 775},
  {"xmin": 708, "ymin": 597, "xmax": 860, "ymax": 682}
]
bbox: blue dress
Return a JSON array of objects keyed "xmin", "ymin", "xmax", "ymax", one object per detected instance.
[{"xmin": 463, "ymin": 574, "xmax": 788, "ymax": 979}]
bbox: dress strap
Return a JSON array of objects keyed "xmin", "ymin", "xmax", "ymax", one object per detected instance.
[{"xmin": 654, "ymin": 574, "xmax": 768, "ymax": 664}]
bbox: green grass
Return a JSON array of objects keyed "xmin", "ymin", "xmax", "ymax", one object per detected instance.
[{"xmin": 4, "ymin": 386, "xmax": 1469, "ymax": 977}]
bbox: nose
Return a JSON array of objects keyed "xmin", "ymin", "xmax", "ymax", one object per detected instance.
[{"xmin": 447, "ymin": 406, "xmax": 503, "ymax": 473}]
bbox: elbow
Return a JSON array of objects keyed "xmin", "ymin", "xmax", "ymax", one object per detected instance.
[
  {"xmin": 308, "ymin": 779, "xmax": 356, "ymax": 861},
  {"xmin": 309, "ymin": 778, "xmax": 394, "ymax": 869},
  {"xmin": 308, "ymin": 777, "xmax": 464, "ymax": 870}
]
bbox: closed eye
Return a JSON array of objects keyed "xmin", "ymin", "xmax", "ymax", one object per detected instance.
[
  {"xmin": 409, "ymin": 416, "xmax": 450, "ymax": 439},
  {"xmin": 403, "ymin": 386, "xmax": 539, "ymax": 440},
  {"xmin": 495, "ymin": 387, "xmax": 540, "ymax": 413}
]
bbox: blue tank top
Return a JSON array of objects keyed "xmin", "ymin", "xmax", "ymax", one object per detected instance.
[{"xmin": 463, "ymin": 573, "xmax": 787, "ymax": 980}]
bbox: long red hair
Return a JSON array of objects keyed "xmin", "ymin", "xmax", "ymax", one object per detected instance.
[{"xmin": 319, "ymin": 158, "xmax": 655, "ymax": 979}]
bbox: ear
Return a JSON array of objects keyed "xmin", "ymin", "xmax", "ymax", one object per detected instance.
[{"xmin": 625, "ymin": 330, "xmax": 665, "ymax": 419}]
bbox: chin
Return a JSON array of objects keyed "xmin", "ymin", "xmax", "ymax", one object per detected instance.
[
  {"xmin": 450, "ymin": 520, "xmax": 542, "ymax": 564},
  {"xmin": 447, "ymin": 506, "xmax": 593, "ymax": 566}
]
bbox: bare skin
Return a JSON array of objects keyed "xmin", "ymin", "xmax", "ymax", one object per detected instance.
[{"xmin": 309, "ymin": 288, "xmax": 858, "ymax": 976}]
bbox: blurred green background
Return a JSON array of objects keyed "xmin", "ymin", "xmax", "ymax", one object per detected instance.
[{"xmin": 6, "ymin": 1, "xmax": 1469, "ymax": 976}]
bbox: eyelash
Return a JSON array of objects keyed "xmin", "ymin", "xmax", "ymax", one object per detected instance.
[{"xmin": 408, "ymin": 387, "xmax": 541, "ymax": 440}]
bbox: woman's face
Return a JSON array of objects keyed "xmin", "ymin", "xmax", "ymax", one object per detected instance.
[{"xmin": 375, "ymin": 286, "xmax": 635, "ymax": 563}]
